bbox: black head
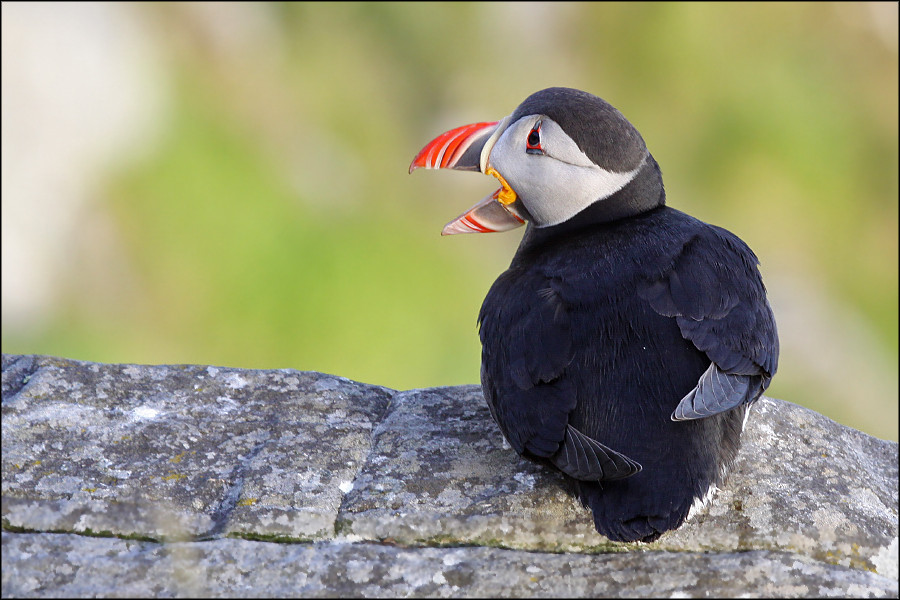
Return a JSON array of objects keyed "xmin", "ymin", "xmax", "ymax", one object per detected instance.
[{"xmin": 510, "ymin": 87, "xmax": 648, "ymax": 173}]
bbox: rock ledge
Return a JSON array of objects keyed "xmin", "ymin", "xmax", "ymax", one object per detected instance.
[{"xmin": 2, "ymin": 355, "xmax": 897, "ymax": 598}]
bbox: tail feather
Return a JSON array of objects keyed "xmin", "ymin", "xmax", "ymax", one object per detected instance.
[{"xmin": 576, "ymin": 480, "xmax": 693, "ymax": 543}]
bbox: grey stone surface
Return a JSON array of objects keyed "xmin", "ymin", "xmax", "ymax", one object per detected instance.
[
  {"xmin": 2, "ymin": 354, "xmax": 898, "ymax": 597},
  {"xmin": 2, "ymin": 354, "xmax": 392, "ymax": 542},
  {"xmin": 340, "ymin": 386, "xmax": 900, "ymax": 574},
  {"xmin": 3, "ymin": 532, "xmax": 897, "ymax": 598}
]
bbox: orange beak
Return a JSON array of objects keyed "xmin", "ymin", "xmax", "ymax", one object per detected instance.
[{"xmin": 410, "ymin": 121, "xmax": 528, "ymax": 235}]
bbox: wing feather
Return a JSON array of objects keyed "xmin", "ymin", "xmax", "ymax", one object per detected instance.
[
  {"xmin": 638, "ymin": 227, "xmax": 778, "ymax": 421},
  {"xmin": 551, "ymin": 425, "xmax": 642, "ymax": 481},
  {"xmin": 479, "ymin": 269, "xmax": 638, "ymax": 481}
]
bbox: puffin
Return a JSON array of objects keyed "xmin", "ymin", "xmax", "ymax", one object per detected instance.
[{"xmin": 409, "ymin": 87, "xmax": 779, "ymax": 542}]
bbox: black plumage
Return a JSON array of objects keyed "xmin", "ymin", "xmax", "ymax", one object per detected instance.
[{"xmin": 479, "ymin": 204, "xmax": 777, "ymax": 541}]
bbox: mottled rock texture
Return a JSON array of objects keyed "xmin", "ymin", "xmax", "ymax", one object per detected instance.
[{"xmin": 2, "ymin": 354, "xmax": 898, "ymax": 597}]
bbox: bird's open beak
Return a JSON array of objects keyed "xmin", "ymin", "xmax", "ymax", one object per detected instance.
[{"xmin": 409, "ymin": 119, "xmax": 529, "ymax": 235}]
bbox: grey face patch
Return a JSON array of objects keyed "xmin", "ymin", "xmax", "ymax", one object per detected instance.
[
  {"xmin": 539, "ymin": 119, "xmax": 597, "ymax": 168},
  {"xmin": 486, "ymin": 114, "xmax": 647, "ymax": 227}
]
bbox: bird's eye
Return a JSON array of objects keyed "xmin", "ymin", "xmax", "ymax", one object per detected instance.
[{"xmin": 526, "ymin": 120, "xmax": 544, "ymax": 155}]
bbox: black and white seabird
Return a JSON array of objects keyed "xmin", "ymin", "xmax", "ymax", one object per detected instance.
[{"xmin": 409, "ymin": 87, "xmax": 779, "ymax": 542}]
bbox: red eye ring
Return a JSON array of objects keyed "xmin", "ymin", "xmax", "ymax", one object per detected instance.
[{"xmin": 526, "ymin": 120, "xmax": 544, "ymax": 155}]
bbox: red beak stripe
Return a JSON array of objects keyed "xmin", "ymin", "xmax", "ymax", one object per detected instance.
[
  {"xmin": 459, "ymin": 213, "xmax": 494, "ymax": 233},
  {"xmin": 409, "ymin": 121, "xmax": 498, "ymax": 172}
]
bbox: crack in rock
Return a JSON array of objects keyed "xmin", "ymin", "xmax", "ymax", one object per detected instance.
[{"xmin": 204, "ymin": 433, "xmax": 274, "ymax": 540}]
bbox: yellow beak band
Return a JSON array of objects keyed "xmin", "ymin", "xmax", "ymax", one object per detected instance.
[{"xmin": 486, "ymin": 167, "xmax": 518, "ymax": 206}]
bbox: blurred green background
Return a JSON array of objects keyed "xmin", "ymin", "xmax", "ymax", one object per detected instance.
[{"xmin": 2, "ymin": 2, "xmax": 897, "ymax": 440}]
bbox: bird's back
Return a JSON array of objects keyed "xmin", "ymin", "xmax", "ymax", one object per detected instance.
[{"xmin": 480, "ymin": 206, "xmax": 754, "ymax": 541}]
